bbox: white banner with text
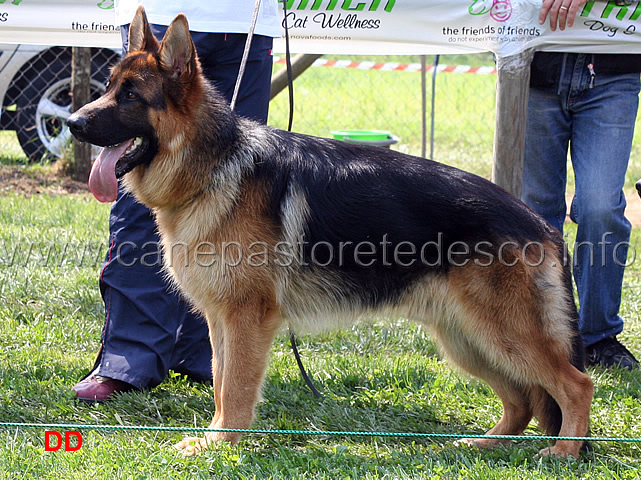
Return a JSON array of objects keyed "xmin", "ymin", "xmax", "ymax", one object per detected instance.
[{"xmin": 0, "ymin": 0, "xmax": 637, "ymax": 57}]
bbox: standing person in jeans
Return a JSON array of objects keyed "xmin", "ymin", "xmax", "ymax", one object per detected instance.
[
  {"xmin": 522, "ymin": 0, "xmax": 641, "ymax": 369},
  {"xmin": 72, "ymin": 0, "xmax": 281, "ymax": 401}
]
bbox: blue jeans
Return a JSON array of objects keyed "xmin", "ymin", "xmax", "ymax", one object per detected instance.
[
  {"xmin": 522, "ymin": 54, "xmax": 640, "ymax": 347},
  {"xmin": 90, "ymin": 26, "xmax": 274, "ymax": 389}
]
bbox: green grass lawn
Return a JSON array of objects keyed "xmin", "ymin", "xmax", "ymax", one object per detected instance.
[
  {"xmin": 1, "ymin": 193, "xmax": 641, "ymax": 478},
  {"xmin": 1, "ymin": 198, "xmax": 641, "ymax": 478},
  {"xmin": 1, "ymin": 55, "xmax": 641, "ymax": 478}
]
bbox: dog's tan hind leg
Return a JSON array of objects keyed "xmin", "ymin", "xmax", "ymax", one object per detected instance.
[
  {"xmin": 535, "ymin": 361, "xmax": 593, "ymax": 459},
  {"xmin": 458, "ymin": 378, "xmax": 533, "ymax": 450}
]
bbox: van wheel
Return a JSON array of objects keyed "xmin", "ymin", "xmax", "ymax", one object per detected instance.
[
  {"xmin": 16, "ymin": 64, "xmax": 107, "ymax": 162},
  {"xmin": 10, "ymin": 46, "xmax": 119, "ymax": 162}
]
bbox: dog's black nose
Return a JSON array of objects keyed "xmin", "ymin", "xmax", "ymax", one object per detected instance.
[
  {"xmin": 66, "ymin": 113, "xmax": 87, "ymax": 139},
  {"xmin": 636, "ymin": 179, "xmax": 641, "ymax": 200}
]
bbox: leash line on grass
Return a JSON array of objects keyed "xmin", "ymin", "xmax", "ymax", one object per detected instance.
[{"xmin": 1, "ymin": 422, "xmax": 640, "ymax": 443}]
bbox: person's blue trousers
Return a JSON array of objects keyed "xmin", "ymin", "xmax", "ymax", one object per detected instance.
[{"xmin": 522, "ymin": 53, "xmax": 640, "ymax": 347}]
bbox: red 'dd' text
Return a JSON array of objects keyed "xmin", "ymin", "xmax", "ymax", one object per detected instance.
[{"xmin": 44, "ymin": 430, "xmax": 83, "ymax": 452}]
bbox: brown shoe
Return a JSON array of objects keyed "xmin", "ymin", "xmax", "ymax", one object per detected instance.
[{"xmin": 72, "ymin": 372, "xmax": 134, "ymax": 403}]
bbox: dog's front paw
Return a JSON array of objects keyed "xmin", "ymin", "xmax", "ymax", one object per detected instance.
[{"xmin": 175, "ymin": 429, "xmax": 243, "ymax": 456}]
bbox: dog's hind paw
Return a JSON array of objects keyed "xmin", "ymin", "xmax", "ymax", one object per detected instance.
[
  {"xmin": 537, "ymin": 444, "xmax": 581, "ymax": 460},
  {"xmin": 175, "ymin": 436, "xmax": 211, "ymax": 457},
  {"xmin": 455, "ymin": 437, "xmax": 510, "ymax": 450}
]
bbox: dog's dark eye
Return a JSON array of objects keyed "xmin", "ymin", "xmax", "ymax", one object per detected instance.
[{"xmin": 126, "ymin": 91, "xmax": 138, "ymax": 100}]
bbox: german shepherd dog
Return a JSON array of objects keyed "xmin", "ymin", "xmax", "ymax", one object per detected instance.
[{"xmin": 68, "ymin": 7, "xmax": 592, "ymax": 458}]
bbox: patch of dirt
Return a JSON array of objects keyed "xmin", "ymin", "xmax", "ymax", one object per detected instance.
[
  {"xmin": 0, "ymin": 164, "xmax": 90, "ymax": 197},
  {"xmin": 624, "ymin": 191, "xmax": 641, "ymax": 228}
]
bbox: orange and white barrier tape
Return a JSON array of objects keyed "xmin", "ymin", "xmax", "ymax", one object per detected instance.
[{"xmin": 274, "ymin": 57, "xmax": 497, "ymax": 75}]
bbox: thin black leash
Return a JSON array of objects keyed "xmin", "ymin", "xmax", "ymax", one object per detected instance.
[
  {"xmin": 289, "ymin": 329, "xmax": 323, "ymax": 398},
  {"xmin": 282, "ymin": 0, "xmax": 295, "ymax": 132},
  {"xmin": 281, "ymin": 0, "xmax": 322, "ymax": 399}
]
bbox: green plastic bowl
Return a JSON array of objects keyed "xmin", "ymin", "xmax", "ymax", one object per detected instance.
[
  {"xmin": 330, "ymin": 130, "xmax": 399, "ymax": 147},
  {"xmin": 331, "ymin": 130, "xmax": 391, "ymax": 142}
]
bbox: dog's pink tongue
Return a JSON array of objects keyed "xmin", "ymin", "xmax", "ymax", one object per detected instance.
[{"xmin": 88, "ymin": 141, "xmax": 132, "ymax": 203}]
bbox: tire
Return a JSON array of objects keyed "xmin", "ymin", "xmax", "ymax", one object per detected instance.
[{"xmin": 14, "ymin": 49, "xmax": 117, "ymax": 162}]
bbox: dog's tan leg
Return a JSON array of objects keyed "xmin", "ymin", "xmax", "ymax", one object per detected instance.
[
  {"xmin": 458, "ymin": 379, "xmax": 533, "ymax": 449},
  {"xmin": 176, "ymin": 299, "xmax": 281, "ymax": 456},
  {"xmin": 460, "ymin": 339, "xmax": 592, "ymax": 458},
  {"xmin": 209, "ymin": 316, "xmax": 225, "ymax": 427},
  {"xmin": 432, "ymin": 327, "xmax": 533, "ymax": 450},
  {"xmin": 476, "ymin": 343, "xmax": 592, "ymax": 458},
  {"xmin": 444, "ymin": 256, "xmax": 592, "ymax": 459},
  {"xmin": 175, "ymin": 314, "xmax": 225, "ymax": 455},
  {"xmin": 535, "ymin": 361, "xmax": 593, "ymax": 459},
  {"xmin": 453, "ymin": 347, "xmax": 591, "ymax": 458}
]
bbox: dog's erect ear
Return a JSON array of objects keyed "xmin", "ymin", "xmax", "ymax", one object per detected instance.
[
  {"xmin": 158, "ymin": 14, "xmax": 197, "ymax": 82},
  {"xmin": 129, "ymin": 6, "xmax": 159, "ymax": 53}
]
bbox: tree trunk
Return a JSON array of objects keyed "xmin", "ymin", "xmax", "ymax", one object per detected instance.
[{"xmin": 70, "ymin": 47, "xmax": 92, "ymax": 182}]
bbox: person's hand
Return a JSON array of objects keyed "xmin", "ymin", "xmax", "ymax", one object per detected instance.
[{"xmin": 539, "ymin": 0, "xmax": 588, "ymax": 31}]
